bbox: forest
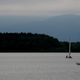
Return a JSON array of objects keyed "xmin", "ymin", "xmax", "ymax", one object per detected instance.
[{"xmin": 0, "ymin": 32, "xmax": 80, "ymax": 52}]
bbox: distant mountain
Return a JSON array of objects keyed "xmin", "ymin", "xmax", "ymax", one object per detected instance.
[
  {"xmin": 0, "ymin": 15, "xmax": 80, "ymax": 41},
  {"xmin": 24, "ymin": 15, "xmax": 80, "ymax": 41}
]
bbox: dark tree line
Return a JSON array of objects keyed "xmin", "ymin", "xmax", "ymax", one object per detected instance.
[{"xmin": 0, "ymin": 32, "xmax": 80, "ymax": 52}]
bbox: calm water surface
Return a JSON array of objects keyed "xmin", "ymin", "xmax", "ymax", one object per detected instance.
[{"xmin": 0, "ymin": 53, "xmax": 80, "ymax": 80}]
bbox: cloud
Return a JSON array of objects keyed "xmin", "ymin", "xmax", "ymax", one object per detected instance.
[{"xmin": 0, "ymin": 0, "xmax": 80, "ymax": 16}]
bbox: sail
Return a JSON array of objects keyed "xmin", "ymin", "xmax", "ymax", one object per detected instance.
[{"xmin": 66, "ymin": 41, "xmax": 72, "ymax": 58}]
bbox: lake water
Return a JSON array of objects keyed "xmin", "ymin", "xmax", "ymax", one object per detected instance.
[{"xmin": 0, "ymin": 53, "xmax": 80, "ymax": 80}]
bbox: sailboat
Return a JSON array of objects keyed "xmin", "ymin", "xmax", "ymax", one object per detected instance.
[{"xmin": 66, "ymin": 41, "xmax": 72, "ymax": 58}]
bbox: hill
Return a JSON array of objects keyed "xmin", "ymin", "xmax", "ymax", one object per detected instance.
[{"xmin": 0, "ymin": 15, "xmax": 80, "ymax": 41}]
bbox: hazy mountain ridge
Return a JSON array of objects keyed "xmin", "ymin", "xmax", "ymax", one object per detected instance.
[{"xmin": 0, "ymin": 15, "xmax": 80, "ymax": 41}]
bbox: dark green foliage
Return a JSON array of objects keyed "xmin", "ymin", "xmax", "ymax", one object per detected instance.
[
  {"xmin": 0, "ymin": 32, "xmax": 80, "ymax": 52},
  {"xmin": 71, "ymin": 42, "xmax": 80, "ymax": 52},
  {"xmin": 0, "ymin": 32, "xmax": 60, "ymax": 52}
]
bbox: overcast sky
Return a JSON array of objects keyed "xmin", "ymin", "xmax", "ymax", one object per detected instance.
[{"xmin": 0, "ymin": 0, "xmax": 80, "ymax": 16}]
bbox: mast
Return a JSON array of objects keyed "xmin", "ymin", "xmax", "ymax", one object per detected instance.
[
  {"xmin": 69, "ymin": 41, "xmax": 71, "ymax": 57},
  {"xmin": 66, "ymin": 39, "xmax": 72, "ymax": 58}
]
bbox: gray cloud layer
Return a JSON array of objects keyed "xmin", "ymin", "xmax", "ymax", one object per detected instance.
[{"xmin": 0, "ymin": 0, "xmax": 80, "ymax": 16}]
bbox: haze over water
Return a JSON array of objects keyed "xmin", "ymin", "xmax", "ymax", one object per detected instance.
[{"xmin": 0, "ymin": 53, "xmax": 80, "ymax": 80}]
